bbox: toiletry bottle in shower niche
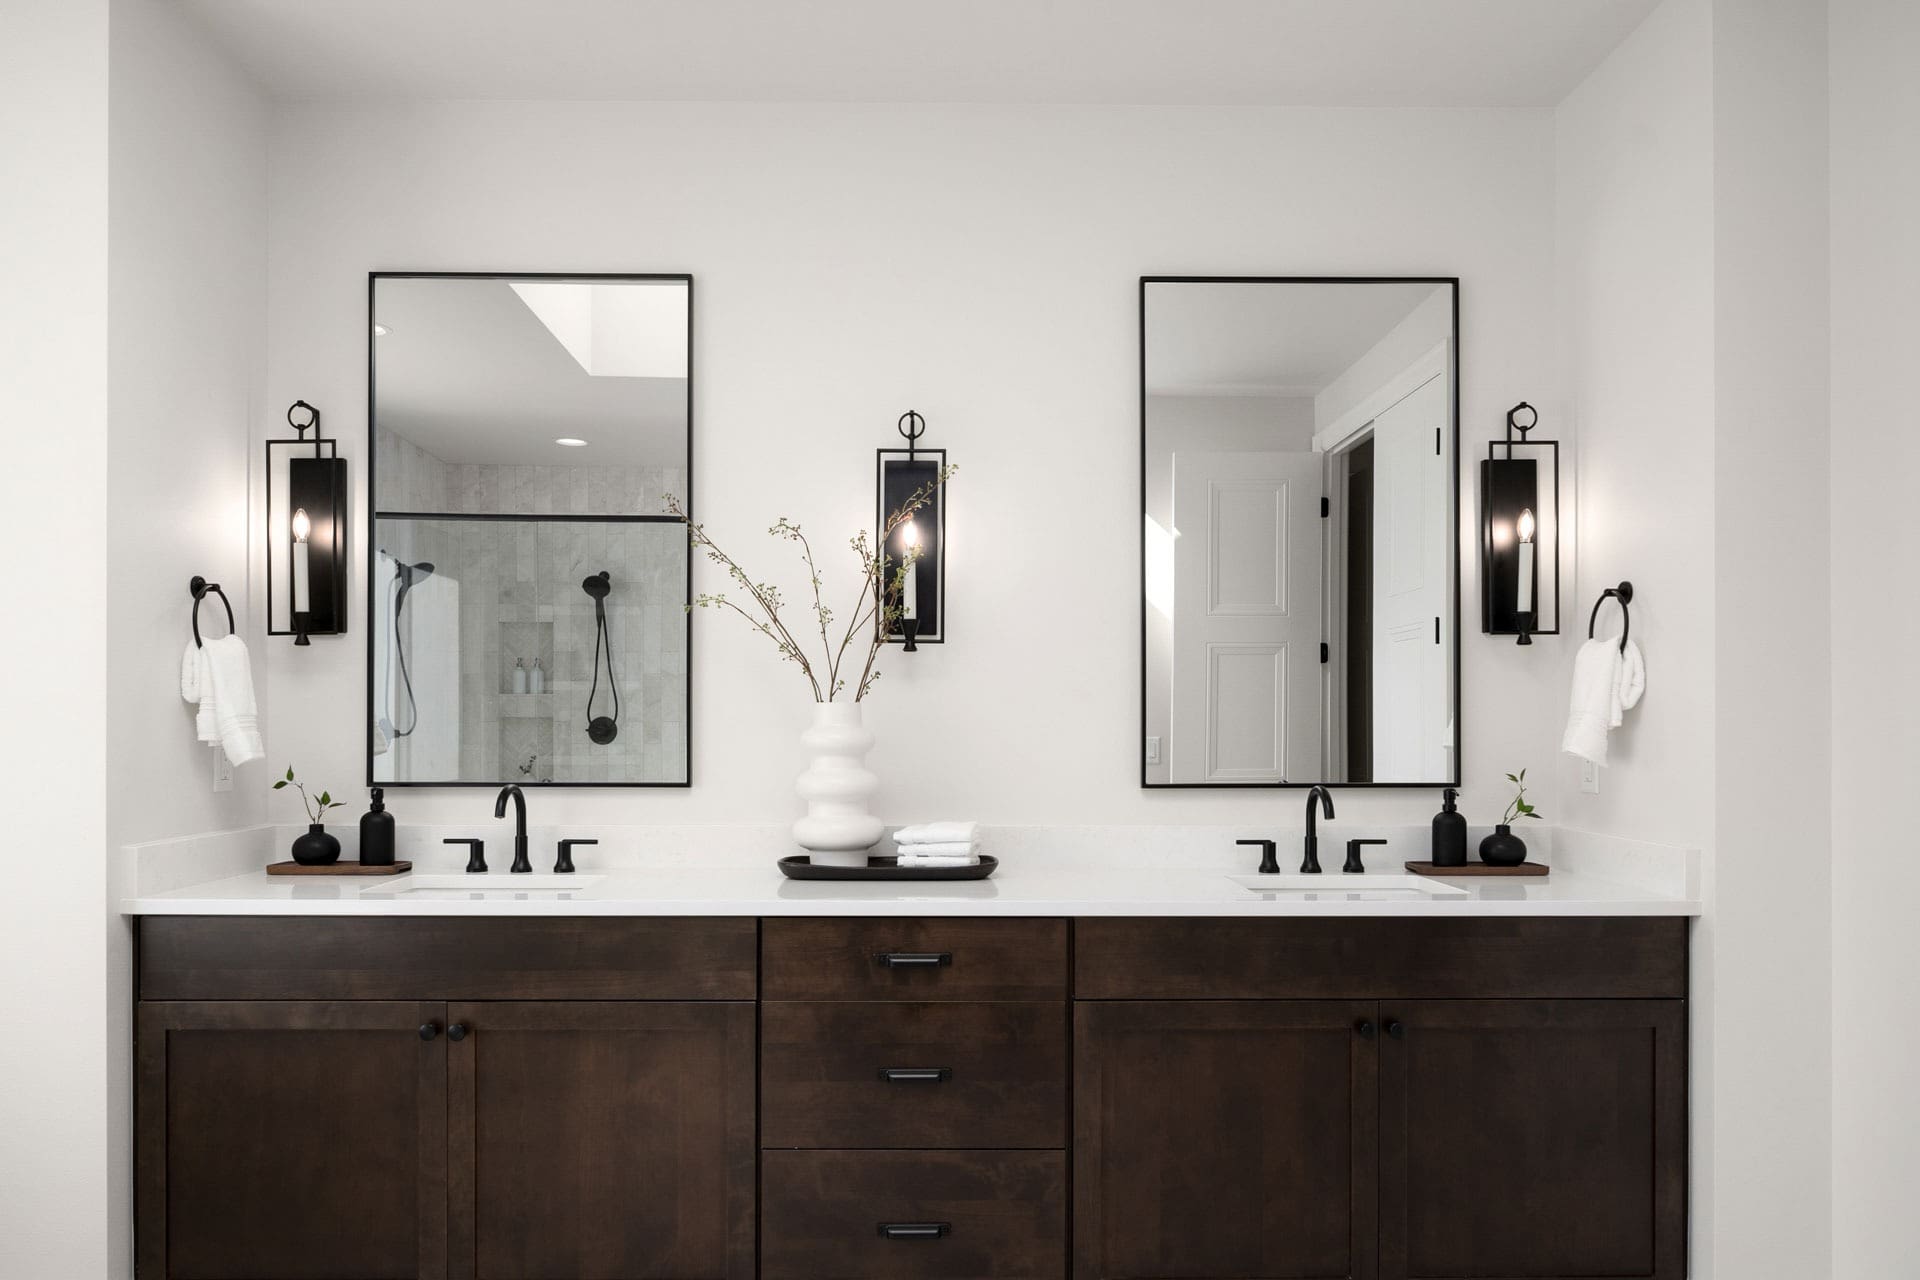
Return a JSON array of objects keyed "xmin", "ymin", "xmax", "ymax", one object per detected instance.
[
  {"xmin": 530, "ymin": 658, "xmax": 545, "ymax": 694},
  {"xmin": 512, "ymin": 658, "xmax": 528, "ymax": 694}
]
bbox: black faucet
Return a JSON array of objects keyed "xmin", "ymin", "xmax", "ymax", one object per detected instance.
[
  {"xmin": 494, "ymin": 785, "xmax": 531, "ymax": 874},
  {"xmin": 1302, "ymin": 786, "xmax": 1335, "ymax": 873}
]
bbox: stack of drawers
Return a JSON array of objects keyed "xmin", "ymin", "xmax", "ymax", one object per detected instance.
[{"xmin": 759, "ymin": 918, "xmax": 1070, "ymax": 1278}]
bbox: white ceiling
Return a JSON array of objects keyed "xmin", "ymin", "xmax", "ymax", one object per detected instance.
[
  {"xmin": 1145, "ymin": 280, "xmax": 1443, "ymax": 396},
  {"xmin": 181, "ymin": 0, "xmax": 1657, "ymax": 107},
  {"xmin": 373, "ymin": 277, "xmax": 688, "ymax": 472}
]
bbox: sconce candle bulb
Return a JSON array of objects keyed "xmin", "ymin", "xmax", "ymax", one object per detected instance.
[
  {"xmin": 901, "ymin": 520, "xmax": 920, "ymax": 621},
  {"xmin": 290, "ymin": 507, "xmax": 312, "ymax": 616},
  {"xmin": 1515, "ymin": 507, "xmax": 1535, "ymax": 614}
]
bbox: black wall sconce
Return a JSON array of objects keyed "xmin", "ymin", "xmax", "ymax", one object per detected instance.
[
  {"xmin": 1481, "ymin": 402, "xmax": 1560, "ymax": 645},
  {"xmin": 877, "ymin": 410, "xmax": 947, "ymax": 651},
  {"xmin": 266, "ymin": 400, "xmax": 348, "ymax": 644}
]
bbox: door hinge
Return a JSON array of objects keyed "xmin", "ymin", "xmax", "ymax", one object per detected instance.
[
  {"xmin": 1434, "ymin": 617, "xmax": 1441, "ymax": 644},
  {"xmin": 1320, "ymin": 642, "xmax": 1329, "ymax": 664},
  {"xmin": 1435, "ymin": 427, "xmax": 1442, "ymax": 456},
  {"xmin": 1320, "ymin": 496, "xmax": 1330, "ymax": 518}
]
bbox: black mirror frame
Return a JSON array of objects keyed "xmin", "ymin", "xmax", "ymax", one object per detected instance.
[
  {"xmin": 1137, "ymin": 275, "xmax": 1462, "ymax": 790},
  {"xmin": 364, "ymin": 271, "xmax": 695, "ymax": 789}
]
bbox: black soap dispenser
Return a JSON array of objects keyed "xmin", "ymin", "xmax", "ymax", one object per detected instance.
[
  {"xmin": 1431, "ymin": 787, "xmax": 1467, "ymax": 867},
  {"xmin": 359, "ymin": 788, "xmax": 396, "ymax": 867}
]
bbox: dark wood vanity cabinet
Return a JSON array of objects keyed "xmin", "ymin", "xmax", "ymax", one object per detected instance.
[
  {"xmin": 1072, "ymin": 919, "xmax": 1690, "ymax": 1280},
  {"xmin": 137, "ymin": 914, "xmax": 1686, "ymax": 1280},
  {"xmin": 137, "ymin": 918, "xmax": 757, "ymax": 1280}
]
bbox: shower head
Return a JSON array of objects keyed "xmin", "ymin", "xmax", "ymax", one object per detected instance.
[{"xmin": 582, "ymin": 571, "xmax": 611, "ymax": 600}]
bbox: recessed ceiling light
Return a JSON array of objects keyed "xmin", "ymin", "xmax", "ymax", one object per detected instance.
[
  {"xmin": 554, "ymin": 437, "xmax": 589, "ymax": 447},
  {"xmin": 372, "ymin": 324, "xmax": 391, "ymax": 337}
]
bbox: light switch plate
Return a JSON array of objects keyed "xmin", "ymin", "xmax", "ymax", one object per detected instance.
[
  {"xmin": 1580, "ymin": 758, "xmax": 1600, "ymax": 794},
  {"xmin": 1145, "ymin": 736, "xmax": 1162, "ymax": 765},
  {"xmin": 211, "ymin": 746, "xmax": 234, "ymax": 792}
]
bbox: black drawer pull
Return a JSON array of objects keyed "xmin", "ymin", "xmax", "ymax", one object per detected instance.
[
  {"xmin": 877, "ymin": 951, "xmax": 952, "ymax": 968},
  {"xmin": 878, "ymin": 1222, "xmax": 951, "ymax": 1241},
  {"xmin": 878, "ymin": 1067, "xmax": 953, "ymax": 1083}
]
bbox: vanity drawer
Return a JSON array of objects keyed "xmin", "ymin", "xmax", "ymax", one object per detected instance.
[
  {"xmin": 1074, "ymin": 916, "xmax": 1689, "ymax": 1000},
  {"xmin": 761, "ymin": 1001, "xmax": 1068, "ymax": 1149},
  {"xmin": 761, "ymin": 1149, "xmax": 1067, "ymax": 1280},
  {"xmin": 761, "ymin": 917, "xmax": 1068, "ymax": 1000},
  {"xmin": 138, "ymin": 916, "xmax": 757, "ymax": 1001}
]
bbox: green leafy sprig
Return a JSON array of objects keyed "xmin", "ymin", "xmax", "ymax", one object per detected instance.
[
  {"xmin": 273, "ymin": 765, "xmax": 345, "ymax": 825},
  {"xmin": 1502, "ymin": 768, "xmax": 1544, "ymax": 826}
]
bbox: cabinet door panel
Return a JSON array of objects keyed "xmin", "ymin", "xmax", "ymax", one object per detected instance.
[
  {"xmin": 447, "ymin": 1001, "xmax": 755, "ymax": 1280},
  {"xmin": 1378, "ymin": 1000, "xmax": 1686, "ymax": 1280},
  {"xmin": 1075, "ymin": 1000, "xmax": 1377, "ymax": 1280},
  {"xmin": 136, "ymin": 1001, "xmax": 446, "ymax": 1280}
]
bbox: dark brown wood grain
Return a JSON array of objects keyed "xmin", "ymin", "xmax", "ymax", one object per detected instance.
[
  {"xmin": 762, "ymin": 1149, "xmax": 1067, "ymax": 1280},
  {"xmin": 1377, "ymin": 999, "xmax": 1688, "ymax": 1280},
  {"xmin": 447, "ymin": 1001, "xmax": 755, "ymax": 1280},
  {"xmin": 1073, "ymin": 916, "xmax": 1688, "ymax": 999},
  {"xmin": 1074, "ymin": 1000, "xmax": 1378, "ymax": 1280},
  {"xmin": 761, "ymin": 1000, "xmax": 1068, "ymax": 1149},
  {"xmin": 760, "ymin": 917, "xmax": 1068, "ymax": 1000},
  {"xmin": 136, "ymin": 1000, "xmax": 447, "ymax": 1279},
  {"xmin": 139, "ymin": 915, "xmax": 757, "ymax": 1001}
]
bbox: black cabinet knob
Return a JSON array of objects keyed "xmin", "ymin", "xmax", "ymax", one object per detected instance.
[
  {"xmin": 446, "ymin": 1023, "xmax": 468, "ymax": 1042},
  {"xmin": 1386, "ymin": 1020, "xmax": 1406, "ymax": 1041},
  {"xmin": 419, "ymin": 1023, "xmax": 439, "ymax": 1041},
  {"xmin": 1355, "ymin": 1020, "xmax": 1377, "ymax": 1040}
]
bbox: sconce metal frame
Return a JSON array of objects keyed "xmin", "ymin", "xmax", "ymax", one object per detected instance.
[
  {"xmin": 1480, "ymin": 401, "xmax": 1560, "ymax": 643},
  {"xmin": 265, "ymin": 399, "xmax": 349, "ymax": 640},
  {"xmin": 876, "ymin": 410, "xmax": 947, "ymax": 648}
]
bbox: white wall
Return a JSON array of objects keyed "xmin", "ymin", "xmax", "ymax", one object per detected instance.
[
  {"xmin": 264, "ymin": 101, "xmax": 1560, "ymax": 832},
  {"xmin": 102, "ymin": 4, "xmax": 272, "ymax": 1274},
  {"xmin": 0, "ymin": 3, "xmax": 112, "ymax": 1277},
  {"xmin": 1829, "ymin": 1, "xmax": 1920, "ymax": 1275},
  {"xmin": 1557, "ymin": 1, "xmax": 1837, "ymax": 1276},
  {"xmin": 1709, "ymin": 4, "xmax": 1832, "ymax": 1278}
]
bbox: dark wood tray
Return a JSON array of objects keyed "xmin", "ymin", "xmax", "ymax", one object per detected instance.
[
  {"xmin": 778, "ymin": 855, "xmax": 998, "ymax": 882},
  {"xmin": 267, "ymin": 860, "xmax": 413, "ymax": 876},
  {"xmin": 1405, "ymin": 860, "xmax": 1547, "ymax": 877}
]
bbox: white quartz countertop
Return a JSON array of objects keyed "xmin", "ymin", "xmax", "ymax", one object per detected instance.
[{"xmin": 122, "ymin": 851, "xmax": 1700, "ymax": 918}]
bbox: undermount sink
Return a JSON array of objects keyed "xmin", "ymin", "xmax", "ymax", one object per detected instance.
[
  {"xmin": 375, "ymin": 873, "xmax": 605, "ymax": 895},
  {"xmin": 1226, "ymin": 873, "xmax": 1469, "ymax": 900}
]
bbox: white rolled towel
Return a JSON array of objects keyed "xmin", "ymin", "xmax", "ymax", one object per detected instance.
[
  {"xmin": 894, "ymin": 821, "xmax": 979, "ymax": 845},
  {"xmin": 893, "ymin": 840, "xmax": 979, "ymax": 858},
  {"xmin": 897, "ymin": 852, "xmax": 981, "ymax": 867}
]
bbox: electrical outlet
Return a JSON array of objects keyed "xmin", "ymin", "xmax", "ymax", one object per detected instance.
[
  {"xmin": 1581, "ymin": 758, "xmax": 1600, "ymax": 795},
  {"xmin": 211, "ymin": 746, "xmax": 234, "ymax": 793},
  {"xmin": 1145, "ymin": 736, "xmax": 1162, "ymax": 765}
]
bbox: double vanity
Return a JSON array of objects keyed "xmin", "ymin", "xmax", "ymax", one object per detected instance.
[{"xmin": 129, "ymin": 852, "xmax": 1692, "ymax": 1280}]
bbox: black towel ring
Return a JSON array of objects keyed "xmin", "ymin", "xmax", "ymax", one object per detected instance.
[
  {"xmin": 189, "ymin": 576, "xmax": 235, "ymax": 648},
  {"xmin": 1586, "ymin": 581, "xmax": 1634, "ymax": 653}
]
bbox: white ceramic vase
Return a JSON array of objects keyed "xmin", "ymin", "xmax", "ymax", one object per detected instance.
[{"xmin": 792, "ymin": 702, "xmax": 885, "ymax": 865}]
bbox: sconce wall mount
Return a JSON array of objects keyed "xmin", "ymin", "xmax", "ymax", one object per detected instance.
[
  {"xmin": 266, "ymin": 399, "xmax": 348, "ymax": 641},
  {"xmin": 1480, "ymin": 401, "xmax": 1560, "ymax": 645},
  {"xmin": 877, "ymin": 410, "xmax": 947, "ymax": 649}
]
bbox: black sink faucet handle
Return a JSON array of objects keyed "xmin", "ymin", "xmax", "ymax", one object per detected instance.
[
  {"xmin": 444, "ymin": 838, "xmax": 486, "ymax": 874},
  {"xmin": 556, "ymin": 838, "xmax": 597, "ymax": 874},
  {"xmin": 1343, "ymin": 838, "xmax": 1390, "ymax": 874},
  {"xmin": 1236, "ymin": 839, "xmax": 1280, "ymax": 875}
]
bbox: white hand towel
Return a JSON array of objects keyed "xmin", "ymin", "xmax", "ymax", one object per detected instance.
[
  {"xmin": 182, "ymin": 641, "xmax": 220, "ymax": 745},
  {"xmin": 893, "ymin": 840, "xmax": 979, "ymax": 858},
  {"xmin": 1610, "ymin": 638, "xmax": 1645, "ymax": 727},
  {"xmin": 204, "ymin": 634, "xmax": 264, "ymax": 766},
  {"xmin": 894, "ymin": 822, "xmax": 979, "ymax": 845},
  {"xmin": 1562, "ymin": 636, "xmax": 1625, "ymax": 766}
]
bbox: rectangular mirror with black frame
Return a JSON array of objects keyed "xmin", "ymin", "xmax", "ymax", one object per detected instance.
[
  {"xmin": 368, "ymin": 272, "xmax": 692, "ymax": 787},
  {"xmin": 1141, "ymin": 276, "xmax": 1458, "ymax": 787}
]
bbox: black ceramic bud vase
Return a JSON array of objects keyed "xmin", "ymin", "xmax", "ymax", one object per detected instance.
[
  {"xmin": 291, "ymin": 823, "xmax": 341, "ymax": 866},
  {"xmin": 1479, "ymin": 824, "xmax": 1528, "ymax": 867}
]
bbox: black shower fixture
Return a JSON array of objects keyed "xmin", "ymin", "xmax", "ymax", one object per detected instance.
[{"xmin": 583, "ymin": 571, "xmax": 620, "ymax": 745}]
